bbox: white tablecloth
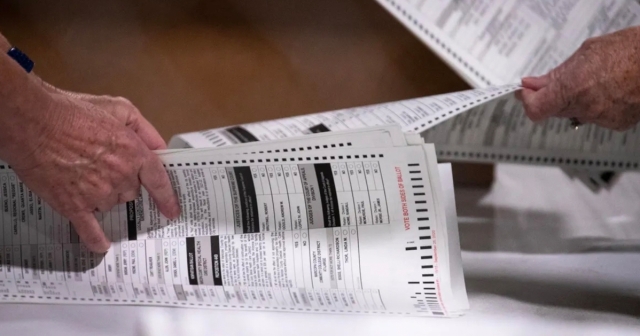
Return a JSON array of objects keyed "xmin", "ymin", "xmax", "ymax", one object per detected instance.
[{"xmin": 1, "ymin": 164, "xmax": 639, "ymax": 335}]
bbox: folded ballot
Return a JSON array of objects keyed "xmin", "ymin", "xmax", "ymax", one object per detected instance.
[{"xmin": 0, "ymin": 126, "xmax": 468, "ymax": 317}]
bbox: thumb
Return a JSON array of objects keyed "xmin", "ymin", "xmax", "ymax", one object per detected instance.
[
  {"xmin": 68, "ymin": 212, "xmax": 111, "ymax": 253},
  {"xmin": 519, "ymin": 80, "xmax": 568, "ymax": 122},
  {"xmin": 521, "ymin": 74, "xmax": 551, "ymax": 91}
]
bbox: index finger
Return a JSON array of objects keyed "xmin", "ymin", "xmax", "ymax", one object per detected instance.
[
  {"xmin": 68, "ymin": 212, "xmax": 111, "ymax": 253},
  {"xmin": 139, "ymin": 152, "xmax": 181, "ymax": 220},
  {"xmin": 133, "ymin": 114, "xmax": 168, "ymax": 151}
]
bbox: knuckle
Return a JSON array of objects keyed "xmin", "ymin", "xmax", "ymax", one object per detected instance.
[
  {"xmin": 580, "ymin": 37, "xmax": 597, "ymax": 50},
  {"xmin": 95, "ymin": 181, "xmax": 114, "ymax": 198},
  {"xmin": 58, "ymin": 203, "xmax": 82, "ymax": 218},
  {"xmin": 104, "ymin": 147, "xmax": 144, "ymax": 179},
  {"xmin": 114, "ymin": 96, "xmax": 133, "ymax": 105},
  {"xmin": 115, "ymin": 131, "xmax": 143, "ymax": 153},
  {"xmin": 114, "ymin": 96, "xmax": 140, "ymax": 114},
  {"xmin": 116, "ymin": 159, "xmax": 140, "ymax": 178},
  {"xmin": 120, "ymin": 191, "xmax": 140, "ymax": 203},
  {"xmin": 102, "ymin": 153, "xmax": 126, "ymax": 172}
]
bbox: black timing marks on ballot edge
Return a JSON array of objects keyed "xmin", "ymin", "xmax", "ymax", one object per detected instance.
[{"xmin": 224, "ymin": 123, "xmax": 331, "ymax": 143}]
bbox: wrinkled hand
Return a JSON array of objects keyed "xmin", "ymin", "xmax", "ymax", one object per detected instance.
[
  {"xmin": 518, "ymin": 26, "xmax": 640, "ymax": 131},
  {"xmin": 8, "ymin": 82, "xmax": 180, "ymax": 253}
]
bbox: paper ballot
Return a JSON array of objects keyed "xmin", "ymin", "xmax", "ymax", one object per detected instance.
[{"xmin": 0, "ymin": 127, "xmax": 468, "ymax": 317}]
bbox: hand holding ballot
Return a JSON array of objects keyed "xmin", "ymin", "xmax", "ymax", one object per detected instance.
[
  {"xmin": 0, "ymin": 32, "xmax": 180, "ymax": 253},
  {"xmin": 519, "ymin": 26, "xmax": 640, "ymax": 131}
]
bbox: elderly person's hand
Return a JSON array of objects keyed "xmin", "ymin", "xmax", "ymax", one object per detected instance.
[
  {"xmin": 0, "ymin": 36, "xmax": 180, "ymax": 253},
  {"xmin": 518, "ymin": 26, "xmax": 640, "ymax": 131}
]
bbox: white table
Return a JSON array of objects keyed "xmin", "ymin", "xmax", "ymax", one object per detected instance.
[{"xmin": 1, "ymin": 164, "xmax": 639, "ymax": 335}]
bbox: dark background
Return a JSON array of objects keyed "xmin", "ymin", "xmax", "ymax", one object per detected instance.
[{"xmin": 0, "ymin": 0, "xmax": 491, "ymax": 185}]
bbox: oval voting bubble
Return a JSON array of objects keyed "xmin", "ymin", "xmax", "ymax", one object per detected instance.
[
  {"xmin": 302, "ymin": 233, "xmax": 308, "ymax": 239},
  {"xmin": 335, "ymin": 231, "xmax": 340, "ymax": 236},
  {"xmin": 139, "ymin": 243, "xmax": 144, "ymax": 248},
  {"xmin": 283, "ymin": 166, "xmax": 289, "ymax": 171},
  {"xmin": 268, "ymin": 167, "xmax": 273, "ymax": 172},
  {"xmin": 343, "ymin": 230, "xmax": 348, "ymax": 235},
  {"xmin": 351, "ymin": 229, "xmax": 356, "ymax": 235},
  {"xmin": 180, "ymin": 241, "xmax": 185, "ymax": 246},
  {"xmin": 276, "ymin": 166, "xmax": 282, "ymax": 171},
  {"xmin": 163, "ymin": 242, "xmax": 168, "ymax": 247},
  {"xmin": 251, "ymin": 168, "xmax": 257, "ymax": 173},
  {"xmin": 294, "ymin": 233, "xmax": 299, "ymax": 239},
  {"xmin": 172, "ymin": 241, "xmax": 177, "ymax": 246}
]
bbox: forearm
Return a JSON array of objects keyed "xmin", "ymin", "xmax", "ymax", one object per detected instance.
[{"xmin": 0, "ymin": 32, "xmax": 53, "ymax": 164}]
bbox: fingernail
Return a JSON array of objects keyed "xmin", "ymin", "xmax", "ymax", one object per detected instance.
[
  {"xmin": 521, "ymin": 77, "xmax": 535, "ymax": 85},
  {"xmin": 170, "ymin": 199, "xmax": 182, "ymax": 219}
]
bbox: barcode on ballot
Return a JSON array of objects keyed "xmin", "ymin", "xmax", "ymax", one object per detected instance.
[
  {"xmin": 200, "ymin": 130, "xmax": 232, "ymax": 147},
  {"xmin": 427, "ymin": 299, "xmax": 444, "ymax": 316}
]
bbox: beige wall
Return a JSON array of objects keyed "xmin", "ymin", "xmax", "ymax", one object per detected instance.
[{"xmin": 0, "ymin": 0, "xmax": 491, "ymax": 186}]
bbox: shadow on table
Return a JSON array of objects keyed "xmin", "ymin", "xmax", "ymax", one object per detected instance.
[
  {"xmin": 456, "ymin": 186, "xmax": 640, "ymax": 318},
  {"xmin": 455, "ymin": 187, "xmax": 640, "ymax": 254},
  {"xmin": 465, "ymin": 275, "xmax": 640, "ymax": 318}
]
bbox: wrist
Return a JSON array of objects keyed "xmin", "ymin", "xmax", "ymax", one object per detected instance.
[
  {"xmin": 0, "ymin": 34, "xmax": 10, "ymax": 53},
  {"xmin": 0, "ymin": 52, "xmax": 56, "ymax": 165}
]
